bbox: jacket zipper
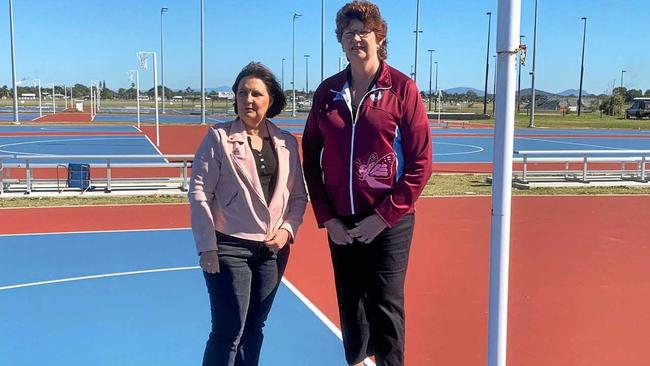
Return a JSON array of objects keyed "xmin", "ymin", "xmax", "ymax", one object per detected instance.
[{"xmin": 346, "ymin": 86, "xmax": 390, "ymax": 215}]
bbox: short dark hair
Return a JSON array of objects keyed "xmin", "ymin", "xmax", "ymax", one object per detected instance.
[
  {"xmin": 335, "ymin": 1, "xmax": 388, "ymax": 60},
  {"xmin": 232, "ymin": 62, "xmax": 286, "ymax": 118}
]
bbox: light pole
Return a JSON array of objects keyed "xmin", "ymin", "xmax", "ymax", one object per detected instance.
[
  {"xmin": 528, "ymin": 0, "xmax": 538, "ymax": 127},
  {"xmin": 128, "ymin": 70, "xmax": 141, "ymax": 128},
  {"xmin": 517, "ymin": 35, "xmax": 525, "ymax": 114},
  {"xmin": 413, "ymin": 0, "xmax": 422, "ymax": 84},
  {"xmin": 483, "ymin": 11, "xmax": 492, "ymax": 115},
  {"xmin": 137, "ymin": 51, "xmax": 160, "ymax": 146},
  {"xmin": 493, "ymin": 54, "xmax": 497, "ymax": 115},
  {"xmin": 160, "ymin": 6, "xmax": 168, "ymax": 114},
  {"xmin": 577, "ymin": 16, "xmax": 587, "ymax": 117},
  {"xmin": 9, "ymin": 0, "xmax": 20, "ymax": 124},
  {"xmin": 304, "ymin": 54, "xmax": 310, "ymax": 94},
  {"xmin": 33, "ymin": 79, "xmax": 42, "ymax": 117},
  {"xmin": 292, "ymin": 12, "xmax": 302, "ymax": 117},
  {"xmin": 427, "ymin": 49, "xmax": 435, "ymax": 111},
  {"xmin": 281, "ymin": 58, "xmax": 286, "ymax": 91},
  {"xmin": 200, "ymin": 0, "xmax": 205, "ymax": 124},
  {"xmin": 434, "ymin": 61, "xmax": 439, "ymax": 111},
  {"xmin": 620, "ymin": 69, "xmax": 626, "ymax": 89}
]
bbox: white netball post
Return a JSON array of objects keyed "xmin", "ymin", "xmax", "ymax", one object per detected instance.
[
  {"xmin": 127, "ymin": 70, "xmax": 141, "ymax": 128},
  {"xmin": 49, "ymin": 83, "xmax": 56, "ymax": 114},
  {"xmin": 89, "ymin": 81, "xmax": 94, "ymax": 119},
  {"xmin": 33, "ymin": 79, "xmax": 42, "ymax": 117},
  {"xmin": 95, "ymin": 80, "xmax": 102, "ymax": 112},
  {"xmin": 137, "ymin": 52, "xmax": 160, "ymax": 146},
  {"xmin": 488, "ymin": 1, "xmax": 521, "ymax": 366}
]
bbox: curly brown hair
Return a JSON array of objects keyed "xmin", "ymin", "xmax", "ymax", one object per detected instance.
[{"xmin": 335, "ymin": 0, "xmax": 388, "ymax": 60}]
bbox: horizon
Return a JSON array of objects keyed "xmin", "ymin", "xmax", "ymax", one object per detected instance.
[{"xmin": 1, "ymin": 0, "xmax": 648, "ymax": 95}]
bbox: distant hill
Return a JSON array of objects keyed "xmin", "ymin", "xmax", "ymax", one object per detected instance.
[
  {"xmin": 519, "ymin": 88, "xmax": 554, "ymax": 97},
  {"xmin": 175, "ymin": 86, "xmax": 231, "ymax": 93},
  {"xmin": 206, "ymin": 86, "xmax": 231, "ymax": 93},
  {"xmin": 444, "ymin": 87, "xmax": 484, "ymax": 96},
  {"xmin": 557, "ymin": 89, "xmax": 593, "ymax": 97}
]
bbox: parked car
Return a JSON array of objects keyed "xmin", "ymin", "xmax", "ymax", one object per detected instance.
[{"xmin": 625, "ymin": 97, "xmax": 650, "ymax": 119}]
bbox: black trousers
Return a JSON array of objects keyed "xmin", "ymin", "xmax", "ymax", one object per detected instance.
[
  {"xmin": 329, "ymin": 214, "xmax": 415, "ymax": 366},
  {"xmin": 202, "ymin": 232, "xmax": 290, "ymax": 366}
]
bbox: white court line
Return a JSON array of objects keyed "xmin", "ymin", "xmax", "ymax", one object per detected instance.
[
  {"xmin": 516, "ymin": 136, "xmax": 628, "ymax": 150},
  {"xmin": 207, "ymin": 116, "xmax": 227, "ymax": 123},
  {"xmin": 432, "ymin": 142, "xmax": 485, "ymax": 156},
  {"xmin": 282, "ymin": 278, "xmax": 377, "ymax": 366},
  {"xmin": 141, "ymin": 134, "xmax": 169, "ymax": 163},
  {"xmin": 0, "ymin": 136, "xmax": 144, "ymax": 155},
  {"xmin": 0, "ymin": 266, "xmax": 199, "ymax": 291}
]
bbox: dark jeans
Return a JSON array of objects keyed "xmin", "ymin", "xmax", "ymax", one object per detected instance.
[
  {"xmin": 329, "ymin": 214, "xmax": 415, "ymax": 366},
  {"xmin": 202, "ymin": 232, "xmax": 290, "ymax": 366}
]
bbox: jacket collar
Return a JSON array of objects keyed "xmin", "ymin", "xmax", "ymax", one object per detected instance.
[
  {"xmin": 330, "ymin": 60, "xmax": 392, "ymax": 92},
  {"xmin": 227, "ymin": 118, "xmax": 288, "ymax": 208},
  {"xmin": 228, "ymin": 118, "xmax": 286, "ymax": 148}
]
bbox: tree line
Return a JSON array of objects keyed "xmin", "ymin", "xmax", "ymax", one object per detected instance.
[{"xmin": 0, "ymin": 83, "xmax": 228, "ymax": 100}]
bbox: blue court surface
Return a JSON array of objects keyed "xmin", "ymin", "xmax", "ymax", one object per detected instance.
[
  {"xmin": 92, "ymin": 114, "xmax": 228, "ymax": 124},
  {"xmin": 0, "ymin": 229, "xmax": 346, "ymax": 365},
  {"xmin": 0, "ymin": 113, "xmax": 41, "ymax": 122},
  {"xmin": 431, "ymin": 128, "xmax": 650, "ymax": 163},
  {"xmin": 0, "ymin": 134, "xmax": 164, "ymax": 164}
]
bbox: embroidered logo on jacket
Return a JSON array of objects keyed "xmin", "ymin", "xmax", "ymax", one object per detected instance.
[
  {"xmin": 369, "ymin": 91, "xmax": 383, "ymax": 102},
  {"xmin": 354, "ymin": 152, "xmax": 395, "ymax": 189}
]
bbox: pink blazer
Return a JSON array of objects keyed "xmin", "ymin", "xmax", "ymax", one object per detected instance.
[{"xmin": 189, "ymin": 118, "xmax": 308, "ymax": 254}]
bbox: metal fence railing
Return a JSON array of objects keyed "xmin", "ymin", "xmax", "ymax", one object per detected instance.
[
  {"xmin": 513, "ymin": 150, "xmax": 650, "ymax": 185},
  {"xmin": 0, "ymin": 154, "xmax": 194, "ymax": 194}
]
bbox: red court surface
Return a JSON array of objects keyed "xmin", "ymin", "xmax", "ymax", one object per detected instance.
[
  {"xmin": 2, "ymin": 196, "xmax": 649, "ymax": 365},
  {"xmin": 33, "ymin": 111, "xmax": 93, "ymax": 123}
]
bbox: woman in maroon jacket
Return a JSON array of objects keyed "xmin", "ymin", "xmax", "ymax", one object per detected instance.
[{"xmin": 302, "ymin": 1, "xmax": 432, "ymax": 366}]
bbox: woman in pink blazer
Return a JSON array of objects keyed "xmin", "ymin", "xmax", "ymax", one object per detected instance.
[{"xmin": 189, "ymin": 62, "xmax": 307, "ymax": 366}]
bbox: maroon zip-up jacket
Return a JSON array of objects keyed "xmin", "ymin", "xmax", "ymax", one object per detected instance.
[{"xmin": 302, "ymin": 61, "xmax": 432, "ymax": 228}]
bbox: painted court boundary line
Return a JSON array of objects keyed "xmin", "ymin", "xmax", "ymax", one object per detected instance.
[
  {"xmin": 0, "ymin": 266, "xmax": 199, "ymax": 291},
  {"xmin": 282, "ymin": 278, "xmax": 377, "ymax": 366}
]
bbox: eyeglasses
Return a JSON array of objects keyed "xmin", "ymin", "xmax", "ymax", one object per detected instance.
[{"xmin": 342, "ymin": 29, "xmax": 372, "ymax": 40}]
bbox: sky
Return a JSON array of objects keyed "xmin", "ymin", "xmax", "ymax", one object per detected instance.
[{"xmin": 1, "ymin": 0, "xmax": 648, "ymax": 95}]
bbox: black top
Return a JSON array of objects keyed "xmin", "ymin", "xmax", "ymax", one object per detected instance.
[{"xmin": 247, "ymin": 136, "xmax": 278, "ymax": 205}]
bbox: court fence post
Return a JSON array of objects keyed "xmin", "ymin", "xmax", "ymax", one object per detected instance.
[
  {"xmin": 641, "ymin": 155, "xmax": 647, "ymax": 182},
  {"xmin": 106, "ymin": 160, "xmax": 112, "ymax": 193},
  {"xmin": 26, "ymin": 159, "xmax": 32, "ymax": 194}
]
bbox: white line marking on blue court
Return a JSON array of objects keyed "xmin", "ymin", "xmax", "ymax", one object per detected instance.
[
  {"xmin": 142, "ymin": 134, "xmax": 169, "ymax": 163},
  {"xmin": 0, "ymin": 136, "xmax": 145, "ymax": 155},
  {"xmin": 282, "ymin": 278, "xmax": 376, "ymax": 366},
  {"xmin": 432, "ymin": 142, "xmax": 485, "ymax": 156},
  {"xmin": 516, "ymin": 136, "xmax": 628, "ymax": 150},
  {"xmin": 207, "ymin": 116, "xmax": 227, "ymax": 123},
  {"xmin": 0, "ymin": 266, "xmax": 200, "ymax": 291}
]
